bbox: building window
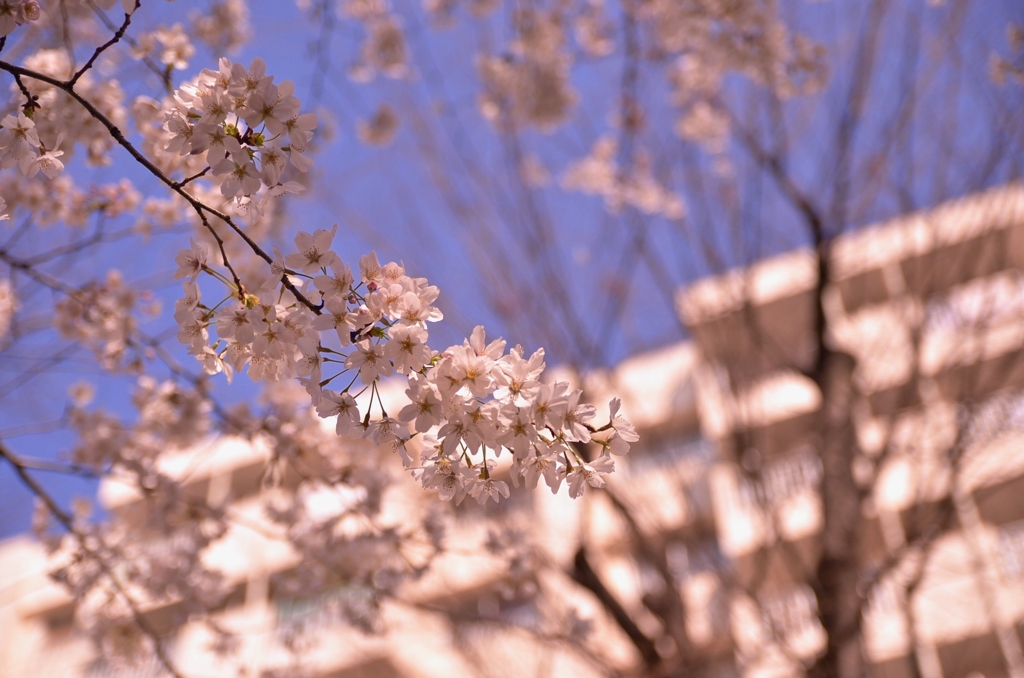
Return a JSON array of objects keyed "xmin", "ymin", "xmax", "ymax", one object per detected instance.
[
  {"xmin": 760, "ymin": 586, "xmax": 818, "ymax": 638},
  {"xmin": 964, "ymin": 390, "xmax": 1024, "ymax": 448},
  {"xmin": 86, "ymin": 638, "xmax": 178, "ymax": 678},
  {"xmin": 667, "ymin": 539, "xmax": 725, "ymax": 580},
  {"xmin": 630, "ymin": 431, "xmax": 715, "ymax": 473},
  {"xmin": 275, "ymin": 585, "xmax": 378, "ymax": 638},
  {"xmin": 739, "ymin": 447, "xmax": 822, "ymax": 506},
  {"xmin": 865, "ymin": 579, "xmax": 903, "ymax": 615},
  {"xmin": 998, "ymin": 519, "xmax": 1024, "ymax": 579},
  {"xmin": 923, "ymin": 273, "xmax": 1024, "ymax": 334}
]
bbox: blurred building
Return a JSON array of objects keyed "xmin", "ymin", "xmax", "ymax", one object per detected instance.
[
  {"xmin": 659, "ymin": 181, "xmax": 1024, "ymax": 678},
  {"xmin": 4, "ymin": 184, "xmax": 1024, "ymax": 677}
]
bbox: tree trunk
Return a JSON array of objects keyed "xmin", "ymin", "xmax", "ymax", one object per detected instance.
[{"xmin": 809, "ymin": 351, "xmax": 864, "ymax": 678}]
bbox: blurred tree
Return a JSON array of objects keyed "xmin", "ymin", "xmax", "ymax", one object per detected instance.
[{"xmin": 314, "ymin": 2, "xmax": 1024, "ymax": 678}]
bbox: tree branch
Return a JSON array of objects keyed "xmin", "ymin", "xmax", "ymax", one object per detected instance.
[
  {"xmin": 570, "ymin": 546, "xmax": 662, "ymax": 669},
  {"xmin": 0, "ymin": 60, "xmax": 319, "ymax": 314},
  {"xmin": 0, "ymin": 440, "xmax": 187, "ymax": 678},
  {"xmin": 69, "ymin": 0, "xmax": 140, "ymax": 88}
]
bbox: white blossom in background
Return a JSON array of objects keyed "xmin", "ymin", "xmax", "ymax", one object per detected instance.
[
  {"xmin": 94, "ymin": 0, "xmax": 137, "ymax": 13},
  {"xmin": 342, "ymin": 2, "xmax": 409, "ymax": 82},
  {"xmin": 0, "ymin": 276, "xmax": 15, "ymax": 340},
  {"xmin": 357, "ymin": 103, "xmax": 399, "ymax": 146},
  {"xmin": 573, "ymin": 0, "xmax": 614, "ymax": 57},
  {"xmin": 190, "ymin": 0, "xmax": 251, "ymax": 54},
  {"xmin": 131, "ymin": 23, "xmax": 195, "ymax": 70},
  {"xmin": 54, "ymin": 270, "xmax": 141, "ymax": 371},
  {"xmin": 476, "ymin": 8, "xmax": 578, "ymax": 132},
  {"xmin": 12, "ymin": 49, "xmax": 128, "ymax": 168},
  {"xmin": 562, "ymin": 137, "xmax": 686, "ymax": 219},
  {"xmin": 991, "ymin": 24, "xmax": 1024, "ymax": 85}
]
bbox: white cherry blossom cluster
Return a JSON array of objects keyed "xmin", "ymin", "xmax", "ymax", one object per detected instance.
[
  {"xmin": 131, "ymin": 23, "xmax": 195, "ymax": 71},
  {"xmin": 173, "ymin": 224, "xmax": 637, "ymax": 504},
  {"xmin": 163, "ymin": 57, "xmax": 316, "ymax": 203},
  {"xmin": 39, "ymin": 50, "xmax": 128, "ymax": 149},
  {"xmin": 0, "ymin": 173, "xmax": 141, "ymax": 228},
  {"xmin": 339, "ymin": 0, "xmax": 408, "ymax": 82},
  {"xmin": 0, "ymin": 48, "xmax": 128, "ymax": 179},
  {"xmin": 48, "ymin": 372, "xmax": 450, "ymax": 649},
  {"xmin": 357, "ymin": 103, "xmax": 399, "ymax": 146},
  {"xmin": 476, "ymin": 7, "xmax": 577, "ymax": 132},
  {"xmin": 423, "ymin": 0, "xmax": 499, "ymax": 27},
  {"xmin": 562, "ymin": 137, "xmax": 687, "ymax": 220},
  {"xmin": 0, "ymin": 0, "xmax": 40, "ymax": 36},
  {"xmin": 54, "ymin": 270, "xmax": 143, "ymax": 371},
  {"xmin": 0, "ymin": 112, "xmax": 64, "ymax": 179},
  {"xmin": 189, "ymin": 0, "xmax": 251, "ymax": 55}
]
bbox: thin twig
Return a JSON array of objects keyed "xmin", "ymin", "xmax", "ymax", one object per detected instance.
[
  {"xmin": 174, "ymin": 166, "xmax": 211, "ymax": 189},
  {"xmin": 69, "ymin": 0, "xmax": 140, "ymax": 88},
  {"xmin": 85, "ymin": 0, "xmax": 170, "ymax": 89},
  {"xmin": 188, "ymin": 203, "xmax": 245, "ymax": 296},
  {"xmin": 0, "ymin": 249, "xmax": 83, "ymax": 297},
  {"xmin": 11, "ymin": 71, "xmax": 38, "ymax": 113},
  {"xmin": 7, "ymin": 454, "xmax": 99, "ymax": 477}
]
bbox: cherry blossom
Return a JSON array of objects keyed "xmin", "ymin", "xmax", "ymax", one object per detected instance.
[
  {"xmin": 159, "ymin": 58, "xmax": 317, "ymax": 205},
  {"xmin": 173, "ymin": 238, "xmax": 211, "ymax": 281},
  {"xmin": 284, "ymin": 225, "xmax": 340, "ymax": 273},
  {"xmin": 0, "ymin": 0, "xmax": 39, "ymax": 37},
  {"xmin": 169, "ymin": 224, "xmax": 634, "ymax": 507}
]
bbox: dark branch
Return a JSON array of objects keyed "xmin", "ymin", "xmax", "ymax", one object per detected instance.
[
  {"xmin": 174, "ymin": 166, "xmax": 211, "ymax": 189},
  {"xmin": 570, "ymin": 546, "xmax": 662, "ymax": 668},
  {"xmin": 69, "ymin": 0, "xmax": 140, "ymax": 88}
]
